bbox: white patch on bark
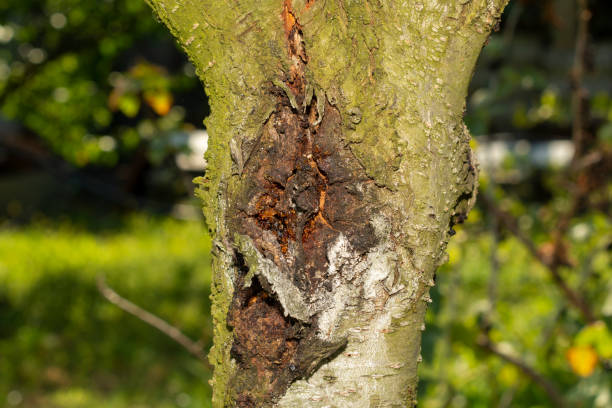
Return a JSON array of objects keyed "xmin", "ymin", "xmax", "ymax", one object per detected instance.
[
  {"xmin": 237, "ymin": 234, "xmax": 310, "ymax": 322},
  {"xmin": 256, "ymin": 254, "xmax": 311, "ymax": 322},
  {"xmin": 317, "ymin": 234, "xmax": 365, "ymax": 341},
  {"xmin": 238, "ymin": 213, "xmax": 427, "ymax": 407},
  {"xmin": 363, "ymin": 247, "xmax": 392, "ymax": 299},
  {"xmin": 274, "ymin": 212, "xmax": 428, "ymax": 407},
  {"xmin": 315, "ymin": 214, "xmax": 399, "ymax": 343},
  {"xmin": 277, "ymin": 290, "xmax": 418, "ymax": 408}
]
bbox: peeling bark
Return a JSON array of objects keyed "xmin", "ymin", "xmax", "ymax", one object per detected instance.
[{"xmin": 144, "ymin": 0, "xmax": 509, "ymax": 406}]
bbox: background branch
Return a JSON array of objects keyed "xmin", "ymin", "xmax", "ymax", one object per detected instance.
[
  {"xmin": 97, "ymin": 275, "xmax": 208, "ymax": 365},
  {"xmin": 477, "ymin": 334, "xmax": 567, "ymax": 408},
  {"xmin": 480, "ymin": 193, "xmax": 596, "ymax": 323},
  {"xmin": 570, "ymin": 0, "xmax": 591, "ymax": 163}
]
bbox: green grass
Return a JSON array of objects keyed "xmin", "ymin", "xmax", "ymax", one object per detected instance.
[{"xmin": 0, "ymin": 214, "xmax": 213, "ymax": 408}]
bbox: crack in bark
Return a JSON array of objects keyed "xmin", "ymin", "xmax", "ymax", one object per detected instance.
[
  {"xmin": 449, "ymin": 142, "xmax": 478, "ymax": 231},
  {"xmin": 282, "ymin": 0, "xmax": 308, "ymax": 96}
]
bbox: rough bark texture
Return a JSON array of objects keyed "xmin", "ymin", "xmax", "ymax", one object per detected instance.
[{"xmin": 144, "ymin": 0, "xmax": 508, "ymax": 406}]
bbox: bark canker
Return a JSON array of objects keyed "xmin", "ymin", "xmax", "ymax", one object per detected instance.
[
  {"xmin": 228, "ymin": 92, "xmax": 379, "ymax": 405},
  {"xmin": 226, "ymin": 2, "xmax": 379, "ymax": 405}
]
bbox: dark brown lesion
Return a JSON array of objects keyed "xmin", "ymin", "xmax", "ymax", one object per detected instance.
[
  {"xmin": 227, "ymin": 253, "xmax": 348, "ymax": 407},
  {"xmin": 238, "ymin": 92, "xmax": 376, "ymax": 291},
  {"xmin": 227, "ymin": 270, "xmax": 299, "ymax": 406},
  {"xmin": 224, "ymin": 3, "xmax": 378, "ymax": 406}
]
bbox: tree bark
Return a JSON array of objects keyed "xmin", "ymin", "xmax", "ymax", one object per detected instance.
[{"xmin": 144, "ymin": 0, "xmax": 508, "ymax": 406}]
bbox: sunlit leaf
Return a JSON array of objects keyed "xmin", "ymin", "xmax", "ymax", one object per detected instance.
[
  {"xmin": 598, "ymin": 122, "xmax": 612, "ymax": 144},
  {"xmin": 117, "ymin": 93, "xmax": 140, "ymax": 117},
  {"xmin": 144, "ymin": 90, "xmax": 173, "ymax": 116}
]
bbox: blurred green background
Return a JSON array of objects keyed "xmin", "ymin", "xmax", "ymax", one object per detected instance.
[{"xmin": 0, "ymin": 0, "xmax": 610, "ymax": 407}]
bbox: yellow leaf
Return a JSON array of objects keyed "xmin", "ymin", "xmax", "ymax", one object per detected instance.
[
  {"xmin": 144, "ymin": 91, "xmax": 173, "ymax": 116},
  {"xmin": 566, "ymin": 345, "xmax": 598, "ymax": 377}
]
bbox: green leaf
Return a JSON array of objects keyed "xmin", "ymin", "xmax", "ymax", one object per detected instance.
[
  {"xmin": 575, "ymin": 322, "xmax": 612, "ymax": 359},
  {"xmin": 117, "ymin": 93, "xmax": 140, "ymax": 117}
]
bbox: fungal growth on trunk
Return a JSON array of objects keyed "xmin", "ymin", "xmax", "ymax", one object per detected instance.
[{"xmin": 144, "ymin": 0, "xmax": 509, "ymax": 406}]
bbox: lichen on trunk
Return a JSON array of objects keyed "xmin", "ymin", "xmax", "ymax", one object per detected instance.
[{"xmin": 144, "ymin": 0, "xmax": 509, "ymax": 406}]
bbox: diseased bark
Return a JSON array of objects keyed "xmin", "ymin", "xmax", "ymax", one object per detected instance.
[{"xmin": 144, "ymin": 0, "xmax": 508, "ymax": 406}]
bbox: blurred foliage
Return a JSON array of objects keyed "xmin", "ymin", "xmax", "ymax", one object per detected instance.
[
  {"xmin": 418, "ymin": 205, "xmax": 611, "ymax": 408},
  {"xmin": 465, "ymin": 1, "xmax": 612, "ymax": 139},
  {"xmin": 417, "ymin": 2, "xmax": 612, "ymax": 406},
  {"xmin": 0, "ymin": 0, "xmax": 207, "ymax": 167},
  {"xmin": 0, "ymin": 215, "xmax": 213, "ymax": 408}
]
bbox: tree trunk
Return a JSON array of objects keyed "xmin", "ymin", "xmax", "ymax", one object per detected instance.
[{"xmin": 145, "ymin": 0, "xmax": 508, "ymax": 406}]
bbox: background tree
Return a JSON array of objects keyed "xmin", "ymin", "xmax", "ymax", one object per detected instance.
[
  {"xmin": 144, "ymin": 0, "xmax": 508, "ymax": 406},
  {"xmin": 0, "ymin": 0, "xmax": 209, "ymax": 210}
]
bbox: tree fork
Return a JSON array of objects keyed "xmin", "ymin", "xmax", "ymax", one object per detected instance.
[{"xmin": 144, "ymin": 0, "xmax": 509, "ymax": 406}]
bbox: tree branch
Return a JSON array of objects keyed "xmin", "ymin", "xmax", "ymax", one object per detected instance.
[
  {"xmin": 570, "ymin": 0, "xmax": 591, "ymax": 163},
  {"xmin": 479, "ymin": 0, "xmax": 600, "ymax": 325},
  {"xmin": 477, "ymin": 334, "xmax": 567, "ymax": 408},
  {"xmin": 97, "ymin": 275, "xmax": 208, "ymax": 365},
  {"xmin": 480, "ymin": 193, "xmax": 596, "ymax": 323},
  {"xmin": 551, "ymin": 0, "xmax": 594, "ymax": 243},
  {"xmin": 479, "ymin": 189, "xmax": 567, "ymax": 408}
]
